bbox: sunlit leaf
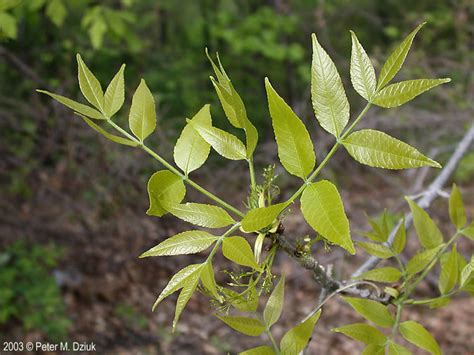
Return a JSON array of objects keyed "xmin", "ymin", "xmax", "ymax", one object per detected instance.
[
  {"xmin": 174, "ymin": 105, "xmax": 212, "ymax": 175},
  {"xmin": 173, "ymin": 270, "xmax": 201, "ymax": 330},
  {"xmin": 399, "ymin": 321, "xmax": 441, "ymax": 355},
  {"xmin": 240, "ymin": 346, "xmax": 275, "ymax": 355},
  {"xmin": 356, "ymin": 267, "xmax": 402, "ymax": 283},
  {"xmin": 140, "ymin": 231, "xmax": 217, "ymax": 257},
  {"xmin": 406, "ymin": 198, "xmax": 444, "ymax": 249},
  {"xmin": 449, "ymin": 184, "xmax": 466, "ymax": 229},
  {"xmin": 332, "ymin": 323, "xmax": 386, "ymax": 345},
  {"xmin": 373, "ymin": 79, "xmax": 451, "ymax": 108},
  {"xmin": 362, "ymin": 344, "xmax": 385, "ymax": 355},
  {"xmin": 461, "ymin": 222, "xmax": 474, "ymax": 241},
  {"xmin": 406, "ymin": 245, "xmax": 444, "ymax": 276},
  {"xmin": 263, "ymin": 275, "xmax": 285, "ymax": 328},
  {"xmin": 350, "ymin": 31, "xmax": 376, "ymax": 101},
  {"xmin": 356, "ymin": 242, "xmax": 394, "ymax": 259},
  {"xmin": 311, "ymin": 34, "xmax": 349, "ymax": 137},
  {"xmin": 200, "ymin": 260, "xmax": 221, "ymax": 302},
  {"xmin": 438, "ymin": 245, "xmax": 460, "ymax": 294},
  {"xmin": 387, "ymin": 341, "xmax": 411, "ymax": 355},
  {"xmin": 343, "ymin": 130, "xmax": 441, "ymax": 169},
  {"xmin": 217, "ymin": 316, "xmax": 265, "ymax": 336},
  {"xmin": 146, "ymin": 170, "xmax": 186, "ymax": 217},
  {"xmin": 76, "ymin": 54, "xmax": 104, "ymax": 111},
  {"xmin": 265, "ymin": 78, "xmax": 315, "ymax": 179},
  {"xmin": 104, "ymin": 64, "xmax": 126, "ymax": 117},
  {"xmin": 129, "ymin": 79, "xmax": 156, "ymax": 141},
  {"xmin": 78, "ymin": 114, "xmax": 137, "ymax": 146},
  {"xmin": 222, "ymin": 236, "xmax": 260, "ymax": 270},
  {"xmin": 241, "ymin": 202, "xmax": 287, "ymax": 233},
  {"xmin": 342, "ymin": 297, "xmax": 394, "ymax": 328},
  {"xmin": 37, "ymin": 90, "xmax": 104, "ymax": 119},
  {"xmin": 280, "ymin": 310, "xmax": 321, "ymax": 355},
  {"xmin": 301, "ymin": 181, "xmax": 354, "ymax": 254},
  {"xmin": 392, "ymin": 220, "xmax": 406, "ymax": 254},
  {"xmin": 168, "ymin": 203, "xmax": 234, "ymax": 228},
  {"xmin": 460, "ymin": 256, "xmax": 474, "ymax": 288}
]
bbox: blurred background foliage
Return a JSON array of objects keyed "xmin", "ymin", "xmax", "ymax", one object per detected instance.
[{"xmin": 0, "ymin": 0, "xmax": 472, "ymax": 350}]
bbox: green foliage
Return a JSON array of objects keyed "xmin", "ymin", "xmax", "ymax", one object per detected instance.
[
  {"xmin": 38, "ymin": 23, "xmax": 472, "ymax": 354},
  {"xmin": 0, "ymin": 241, "xmax": 71, "ymax": 341}
]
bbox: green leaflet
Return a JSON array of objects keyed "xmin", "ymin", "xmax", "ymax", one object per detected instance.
[
  {"xmin": 342, "ymin": 297, "xmax": 394, "ymax": 328},
  {"xmin": 139, "ymin": 231, "xmax": 218, "ymax": 257},
  {"xmin": 449, "ymin": 184, "xmax": 466, "ymax": 229},
  {"xmin": 200, "ymin": 260, "xmax": 221, "ymax": 302},
  {"xmin": 129, "ymin": 79, "xmax": 156, "ymax": 141},
  {"xmin": 223, "ymin": 284, "xmax": 259, "ymax": 312},
  {"xmin": 350, "ymin": 31, "xmax": 377, "ymax": 101},
  {"xmin": 461, "ymin": 223, "xmax": 474, "ymax": 241},
  {"xmin": 240, "ymin": 346, "xmax": 275, "ymax": 355},
  {"xmin": 332, "ymin": 323, "xmax": 386, "ymax": 345},
  {"xmin": 104, "ymin": 63, "xmax": 125, "ymax": 117},
  {"xmin": 217, "ymin": 316, "xmax": 265, "ymax": 336},
  {"xmin": 78, "ymin": 115, "xmax": 137, "ymax": 146},
  {"xmin": 406, "ymin": 245, "xmax": 444, "ymax": 276},
  {"xmin": 174, "ymin": 105, "xmax": 212, "ymax": 175},
  {"xmin": 377, "ymin": 23, "xmax": 425, "ymax": 89},
  {"xmin": 373, "ymin": 78, "xmax": 451, "ymax": 108},
  {"xmin": 399, "ymin": 321, "xmax": 441, "ymax": 355},
  {"xmin": 188, "ymin": 119, "xmax": 247, "ymax": 160},
  {"xmin": 362, "ymin": 344, "xmax": 385, "ymax": 355},
  {"xmin": 438, "ymin": 245, "xmax": 460, "ymax": 294},
  {"xmin": 406, "ymin": 198, "xmax": 444, "ymax": 249},
  {"xmin": 173, "ymin": 271, "xmax": 200, "ymax": 330},
  {"xmin": 301, "ymin": 181, "xmax": 354, "ymax": 254},
  {"xmin": 76, "ymin": 54, "xmax": 104, "ymax": 111},
  {"xmin": 263, "ymin": 275, "xmax": 285, "ymax": 328},
  {"xmin": 168, "ymin": 203, "xmax": 234, "ymax": 228},
  {"xmin": 460, "ymin": 256, "xmax": 474, "ymax": 288},
  {"xmin": 387, "ymin": 341, "xmax": 411, "ymax": 355},
  {"xmin": 0, "ymin": 12, "xmax": 17, "ymax": 39},
  {"xmin": 146, "ymin": 170, "xmax": 186, "ymax": 217},
  {"xmin": 222, "ymin": 236, "xmax": 261, "ymax": 270},
  {"xmin": 265, "ymin": 78, "xmax": 315, "ymax": 179},
  {"xmin": 152, "ymin": 263, "xmax": 203, "ymax": 311},
  {"xmin": 46, "ymin": 0, "xmax": 66, "ymax": 27},
  {"xmin": 356, "ymin": 267, "xmax": 402, "ymax": 283},
  {"xmin": 343, "ymin": 129, "xmax": 441, "ymax": 170},
  {"xmin": 392, "ymin": 220, "xmax": 406, "ymax": 254},
  {"xmin": 356, "ymin": 242, "xmax": 394, "ymax": 259},
  {"xmin": 37, "ymin": 90, "xmax": 104, "ymax": 119},
  {"xmin": 364, "ymin": 211, "xmax": 390, "ymax": 242},
  {"xmin": 280, "ymin": 310, "xmax": 321, "ymax": 355},
  {"xmin": 206, "ymin": 50, "xmax": 258, "ymax": 157},
  {"xmin": 311, "ymin": 34, "xmax": 350, "ymax": 137},
  {"xmin": 241, "ymin": 202, "xmax": 287, "ymax": 233}
]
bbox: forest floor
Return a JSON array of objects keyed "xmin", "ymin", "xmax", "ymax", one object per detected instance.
[{"xmin": 1, "ymin": 152, "xmax": 473, "ymax": 355}]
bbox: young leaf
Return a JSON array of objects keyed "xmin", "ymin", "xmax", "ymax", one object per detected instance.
[
  {"xmin": 200, "ymin": 260, "xmax": 221, "ymax": 302},
  {"xmin": 301, "ymin": 181, "xmax": 354, "ymax": 254},
  {"xmin": 343, "ymin": 130, "xmax": 441, "ymax": 169},
  {"xmin": 240, "ymin": 346, "xmax": 275, "ymax": 355},
  {"xmin": 387, "ymin": 341, "xmax": 411, "ymax": 355},
  {"xmin": 152, "ymin": 263, "xmax": 203, "ymax": 311},
  {"xmin": 311, "ymin": 34, "xmax": 350, "ymax": 137},
  {"xmin": 406, "ymin": 198, "xmax": 444, "ymax": 249},
  {"xmin": 223, "ymin": 284, "xmax": 259, "ymax": 312},
  {"xmin": 265, "ymin": 78, "xmax": 315, "ymax": 179},
  {"xmin": 399, "ymin": 320, "xmax": 441, "ymax": 355},
  {"xmin": 356, "ymin": 267, "xmax": 402, "ymax": 283},
  {"xmin": 129, "ymin": 79, "xmax": 156, "ymax": 141},
  {"xmin": 168, "ymin": 203, "xmax": 234, "ymax": 228},
  {"xmin": 280, "ymin": 310, "xmax": 321, "ymax": 355},
  {"xmin": 188, "ymin": 119, "xmax": 247, "ymax": 160},
  {"xmin": 373, "ymin": 78, "xmax": 451, "ymax": 108},
  {"xmin": 362, "ymin": 344, "xmax": 385, "ymax": 355},
  {"xmin": 76, "ymin": 54, "xmax": 104, "ymax": 111},
  {"xmin": 174, "ymin": 105, "xmax": 212, "ymax": 175},
  {"xmin": 332, "ymin": 323, "xmax": 386, "ymax": 345},
  {"xmin": 438, "ymin": 245, "xmax": 461, "ymax": 294},
  {"xmin": 350, "ymin": 30, "xmax": 377, "ymax": 101},
  {"xmin": 377, "ymin": 23, "xmax": 425, "ymax": 89},
  {"xmin": 241, "ymin": 202, "xmax": 287, "ymax": 233},
  {"xmin": 392, "ymin": 220, "xmax": 406, "ymax": 254},
  {"xmin": 104, "ymin": 64, "xmax": 125, "ymax": 117},
  {"xmin": 460, "ymin": 256, "xmax": 474, "ymax": 288},
  {"xmin": 222, "ymin": 236, "xmax": 261, "ymax": 270},
  {"xmin": 139, "ymin": 231, "xmax": 218, "ymax": 257},
  {"xmin": 78, "ymin": 115, "xmax": 138, "ymax": 147},
  {"xmin": 263, "ymin": 275, "xmax": 285, "ymax": 328},
  {"xmin": 461, "ymin": 223, "xmax": 474, "ymax": 241},
  {"xmin": 173, "ymin": 271, "xmax": 201, "ymax": 330},
  {"xmin": 356, "ymin": 242, "xmax": 394, "ymax": 259},
  {"xmin": 146, "ymin": 170, "xmax": 186, "ymax": 217},
  {"xmin": 217, "ymin": 316, "xmax": 265, "ymax": 336},
  {"xmin": 406, "ymin": 245, "xmax": 444, "ymax": 276},
  {"xmin": 449, "ymin": 184, "xmax": 466, "ymax": 229},
  {"xmin": 342, "ymin": 297, "xmax": 394, "ymax": 328},
  {"xmin": 37, "ymin": 90, "xmax": 104, "ymax": 119}
]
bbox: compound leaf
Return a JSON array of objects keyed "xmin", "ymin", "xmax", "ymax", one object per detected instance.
[
  {"xmin": 265, "ymin": 78, "xmax": 315, "ymax": 179},
  {"xmin": 129, "ymin": 79, "xmax": 156, "ymax": 141},
  {"xmin": 350, "ymin": 31, "xmax": 377, "ymax": 101},
  {"xmin": 343, "ymin": 129, "xmax": 441, "ymax": 169},
  {"xmin": 342, "ymin": 297, "xmax": 394, "ymax": 328},
  {"xmin": 140, "ymin": 231, "xmax": 217, "ymax": 257},
  {"xmin": 311, "ymin": 34, "xmax": 349, "ymax": 137},
  {"xmin": 146, "ymin": 170, "xmax": 186, "ymax": 217},
  {"xmin": 301, "ymin": 181, "xmax": 354, "ymax": 254}
]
